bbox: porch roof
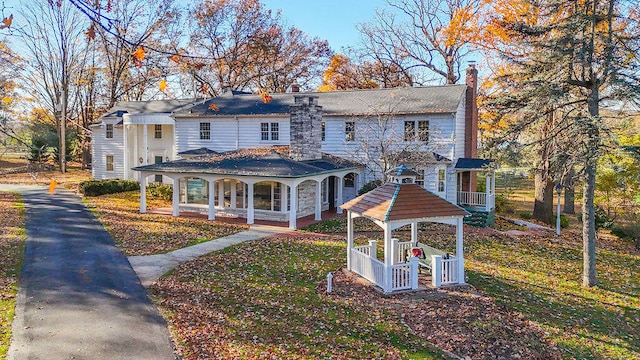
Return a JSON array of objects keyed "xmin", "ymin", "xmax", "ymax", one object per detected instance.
[
  {"xmin": 133, "ymin": 146, "xmax": 362, "ymax": 178},
  {"xmin": 178, "ymin": 147, "xmax": 219, "ymax": 156},
  {"xmin": 454, "ymin": 158, "xmax": 494, "ymax": 170},
  {"xmin": 340, "ymin": 182, "xmax": 469, "ymax": 222}
]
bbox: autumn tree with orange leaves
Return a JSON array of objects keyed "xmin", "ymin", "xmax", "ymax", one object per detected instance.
[
  {"xmin": 186, "ymin": 0, "xmax": 331, "ymax": 95},
  {"xmin": 318, "ymin": 54, "xmax": 412, "ymax": 91}
]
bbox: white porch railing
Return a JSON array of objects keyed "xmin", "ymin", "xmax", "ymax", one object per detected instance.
[
  {"xmin": 432, "ymin": 256, "xmax": 459, "ymax": 287},
  {"xmin": 390, "ymin": 258, "xmax": 419, "ymax": 291},
  {"xmin": 395, "ymin": 240, "xmax": 414, "ymax": 264},
  {"xmin": 457, "ymin": 191, "xmax": 486, "ymax": 207},
  {"xmin": 351, "ymin": 245, "xmax": 384, "ymax": 286}
]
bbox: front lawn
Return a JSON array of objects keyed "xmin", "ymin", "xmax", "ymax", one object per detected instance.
[
  {"xmin": 85, "ymin": 191, "xmax": 249, "ymax": 256},
  {"xmin": 0, "ymin": 192, "xmax": 26, "ymax": 358},
  {"xmin": 149, "ymin": 221, "xmax": 639, "ymax": 359},
  {"xmin": 150, "ymin": 233, "xmax": 445, "ymax": 359}
]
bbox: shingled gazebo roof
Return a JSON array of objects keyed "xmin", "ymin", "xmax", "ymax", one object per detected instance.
[{"xmin": 340, "ymin": 183, "xmax": 469, "ymax": 222}]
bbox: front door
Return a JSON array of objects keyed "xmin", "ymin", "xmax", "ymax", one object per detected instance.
[{"xmin": 154, "ymin": 156, "xmax": 163, "ymax": 183}]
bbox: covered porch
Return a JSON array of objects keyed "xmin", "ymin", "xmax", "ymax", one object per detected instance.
[
  {"xmin": 455, "ymin": 158, "xmax": 496, "ymax": 227},
  {"xmin": 341, "ymin": 166, "xmax": 470, "ymax": 293},
  {"xmin": 133, "ymin": 147, "xmax": 364, "ymax": 229}
]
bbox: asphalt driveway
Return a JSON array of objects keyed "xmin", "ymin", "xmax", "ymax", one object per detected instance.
[{"xmin": 1, "ymin": 185, "xmax": 177, "ymax": 360}]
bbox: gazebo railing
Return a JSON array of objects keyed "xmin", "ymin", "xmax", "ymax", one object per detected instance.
[
  {"xmin": 390, "ymin": 258, "xmax": 419, "ymax": 291},
  {"xmin": 394, "ymin": 240, "xmax": 414, "ymax": 264},
  {"xmin": 351, "ymin": 246, "xmax": 384, "ymax": 286},
  {"xmin": 432, "ymin": 256, "xmax": 459, "ymax": 287}
]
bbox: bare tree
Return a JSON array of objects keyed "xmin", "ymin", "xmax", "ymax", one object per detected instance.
[
  {"xmin": 18, "ymin": 1, "xmax": 89, "ymax": 173},
  {"xmin": 344, "ymin": 96, "xmax": 448, "ymax": 182},
  {"xmin": 357, "ymin": 0, "xmax": 483, "ymax": 85}
]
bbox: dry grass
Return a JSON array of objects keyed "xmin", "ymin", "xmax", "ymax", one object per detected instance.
[
  {"xmin": 0, "ymin": 160, "xmax": 91, "ymax": 190},
  {"xmin": 0, "ymin": 192, "xmax": 25, "ymax": 357},
  {"xmin": 85, "ymin": 191, "xmax": 250, "ymax": 256}
]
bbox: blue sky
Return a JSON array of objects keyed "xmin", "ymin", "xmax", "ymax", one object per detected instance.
[{"xmin": 261, "ymin": 0, "xmax": 387, "ymax": 52}]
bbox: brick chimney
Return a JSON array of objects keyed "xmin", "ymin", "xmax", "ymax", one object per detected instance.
[
  {"xmin": 289, "ymin": 95, "xmax": 322, "ymax": 161},
  {"xmin": 291, "ymin": 83, "xmax": 300, "ymax": 93},
  {"xmin": 464, "ymin": 62, "xmax": 478, "ymax": 159}
]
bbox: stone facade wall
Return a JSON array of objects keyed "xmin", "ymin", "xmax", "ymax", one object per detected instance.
[
  {"xmin": 296, "ymin": 180, "xmax": 317, "ymax": 218},
  {"xmin": 289, "ymin": 95, "xmax": 322, "ymax": 161}
]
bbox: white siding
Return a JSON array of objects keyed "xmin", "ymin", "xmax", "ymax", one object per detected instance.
[
  {"xmin": 175, "ymin": 117, "xmax": 289, "ymax": 154},
  {"xmin": 453, "ymin": 93, "xmax": 467, "ymax": 161},
  {"xmin": 91, "ymin": 121, "xmax": 125, "ymax": 179}
]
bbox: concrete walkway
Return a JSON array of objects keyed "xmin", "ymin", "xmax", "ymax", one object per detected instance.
[
  {"xmin": 498, "ymin": 215, "xmax": 555, "ymax": 230},
  {"xmin": 0, "ymin": 184, "xmax": 177, "ymax": 360},
  {"xmin": 129, "ymin": 225, "xmax": 289, "ymax": 287}
]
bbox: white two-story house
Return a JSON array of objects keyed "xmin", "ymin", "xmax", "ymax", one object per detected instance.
[{"xmin": 91, "ymin": 65, "xmax": 495, "ymax": 228}]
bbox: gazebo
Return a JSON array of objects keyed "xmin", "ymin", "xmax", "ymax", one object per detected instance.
[{"xmin": 340, "ymin": 166, "xmax": 470, "ymax": 293}]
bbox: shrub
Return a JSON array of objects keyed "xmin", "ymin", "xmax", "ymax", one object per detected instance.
[
  {"xmin": 610, "ymin": 224, "xmax": 640, "ymax": 249},
  {"xmin": 560, "ymin": 214, "xmax": 569, "ymax": 229},
  {"xmin": 494, "ymin": 193, "xmax": 512, "ymax": 214},
  {"xmin": 79, "ymin": 179, "xmax": 140, "ymax": 196},
  {"xmin": 358, "ymin": 180, "xmax": 382, "ymax": 196},
  {"xmin": 148, "ymin": 183, "xmax": 173, "ymax": 201},
  {"xmin": 519, "ymin": 212, "xmax": 532, "ymax": 220},
  {"xmin": 578, "ymin": 205, "xmax": 613, "ymax": 229}
]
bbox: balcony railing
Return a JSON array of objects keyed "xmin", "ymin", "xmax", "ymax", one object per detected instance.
[{"xmin": 457, "ymin": 191, "xmax": 495, "ymax": 210}]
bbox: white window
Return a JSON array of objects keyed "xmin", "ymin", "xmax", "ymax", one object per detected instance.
[
  {"xmin": 404, "ymin": 120, "xmax": 429, "ymax": 142},
  {"xmin": 345, "ymin": 121, "xmax": 355, "ymax": 141},
  {"xmin": 106, "ymin": 155, "xmax": 114, "ymax": 171},
  {"xmin": 438, "ymin": 169, "xmax": 446, "ymax": 192},
  {"xmin": 261, "ymin": 122, "xmax": 279, "ymax": 141},
  {"xmin": 200, "ymin": 122, "xmax": 210, "ymax": 140},
  {"xmin": 106, "ymin": 124, "xmax": 113, "ymax": 139},
  {"xmin": 154, "ymin": 124, "xmax": 162, "ymax": 139}
]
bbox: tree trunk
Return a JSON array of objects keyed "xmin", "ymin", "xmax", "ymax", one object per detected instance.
[
  {"xmin": 582, "ymin": 160, "xmax": 597, "ymax": 287},
  {"xmin": 563, "ymin": 166, "xmax": 576, "ymax": 214},
  {"xmin": 563, "ymin": 184, "xmax": 575, "ymax": 214},
  {"xmin": 582, "ymin": 88, "xmax": 600, "ymax": 288},
  {"xmin": 533, "ymin": 136, "xmax": 554, "ymax": 224},
  {"xmin": 533, "ymin": 171, "xmax": 555, "ymax": 224}
]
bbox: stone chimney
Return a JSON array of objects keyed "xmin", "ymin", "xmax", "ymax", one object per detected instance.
[
  {"xmin": 289, "ymin": 95, "xmax": 322, "ymax": 161},
  {"xmin": 291, "ymin": 83, "xmax": 300, "ymax": 93},
  {"xmin": 464, "ymin": 62, "xmax": 478, "ymax": 159}
]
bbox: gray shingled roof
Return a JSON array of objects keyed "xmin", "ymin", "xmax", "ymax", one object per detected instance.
[
  {"xmin": 175, "ymin": 85, "xmax": 467, "ymax": 117},
  {"xmin": 133, "ymin": 146, "xmax": 362, "ymax": 178},
  {"xmin": 100, "ymin": 99, "xmax": 206, "ymax": 119}
]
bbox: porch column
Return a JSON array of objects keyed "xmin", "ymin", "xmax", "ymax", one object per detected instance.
[
  {"xmin": 346, "ymin": 211, "xmax": 354, "ymax": 270},
  {"xmin": 139, "ymin": 175, "xmax": 146, "ymax": 213},
  {"xmin": 492, "ymin": 171, "xmax": 496, "ymax": 195},
  {"xmin": 289, "ymin": 183, "xmax": 297, "ymax": 229},
  {"xmin": 315, "ymin": 180, "xmax": 322, "ymax": 221},
  {"xmin": 247, "ymin": 182, "xmax": 254, "ymax": 225},
  {"xmin": 411, "ymin": 222, "xmax": 418, "ymax": 246},
  {"xmin": 207, "ymin": 179, "xmax": 215, "ymax": 220},
  {"xmin": 142, "ymin": 123, "xmax": 148, "ymax": 165},
  {"xmin": 281, "ymin": 183, "xmax": 288, "ymax": 213},
  {"xmin": 383, "ymin": 224, "xmax": 393, "ymax": 293},
  {"xmin": 172, "ymin": 177, "xmax": 180, "ymax": 217},
  {"xmin": 456, "ymin": 217, "xmax": 465, "ymax": 284},
  {"xmin": 230, "ymin": 180, "xmax": 237, "ymax": 209},
  {"xmin": 336, "ymin": 176, "xmax": 344, "ymax": 214},
  {"xmin": 218, "ymin": 179, "xmax": 225, "ymax": 208},
  {"xmin": 123, "ymin": 125, "xmax": 128, "ymax": 180}
]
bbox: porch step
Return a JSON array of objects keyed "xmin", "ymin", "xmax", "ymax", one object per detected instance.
[{"xmin": 463, "ymin": 209, "xmax": 495, "ymax": 228}]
